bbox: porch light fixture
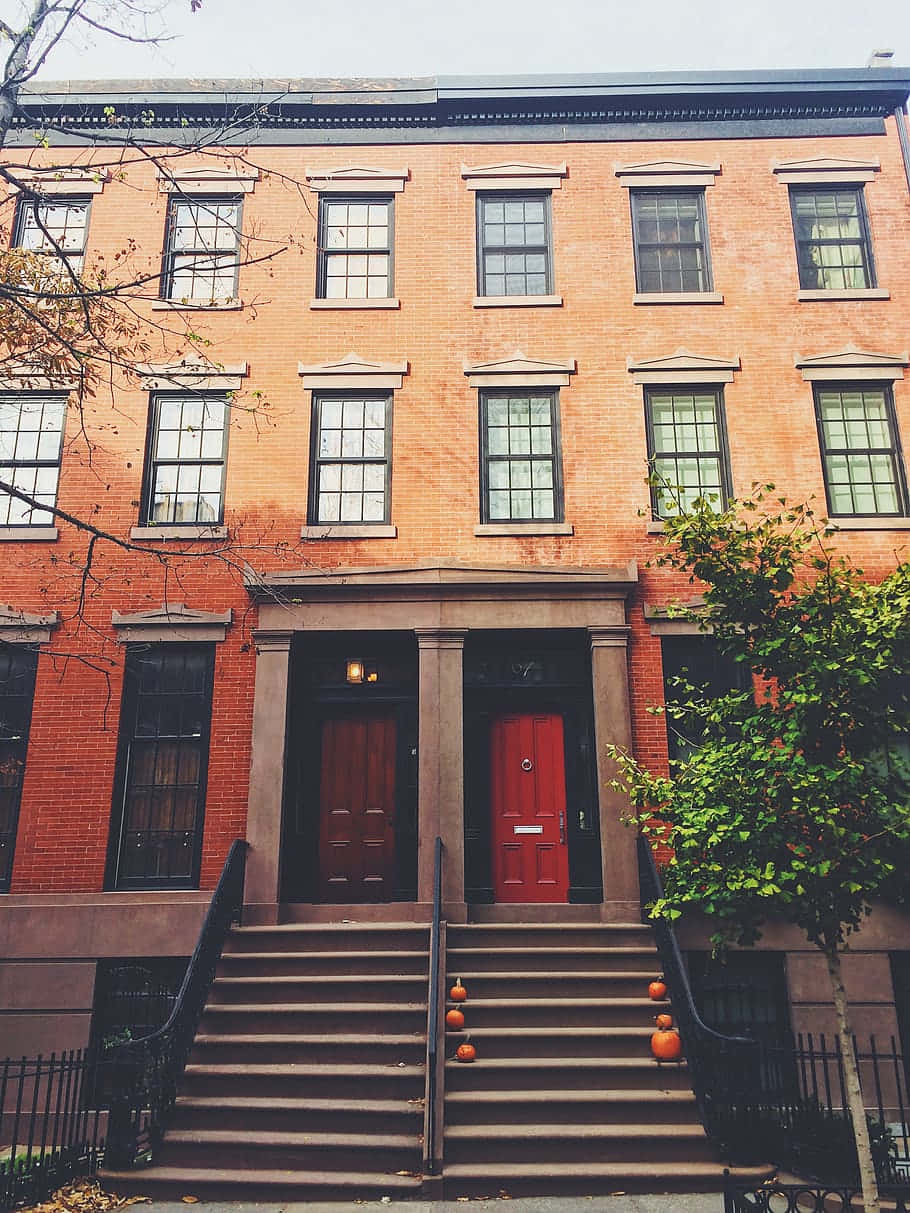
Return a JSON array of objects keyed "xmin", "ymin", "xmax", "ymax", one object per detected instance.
[{"xmin": 346, "ymin": 659, "xmax": 364, "ymax": 684}]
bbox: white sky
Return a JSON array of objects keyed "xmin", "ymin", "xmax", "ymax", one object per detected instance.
[{"xmin": 17, "ymin": 0, "xmax": 910, "ymax": 82}]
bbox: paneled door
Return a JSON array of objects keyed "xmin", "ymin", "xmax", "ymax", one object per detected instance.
[
  {"xmin": 317, "ymin": 711, "xmax": 397, "ymax": 902},
  {"xmin": 490, "ymin": 712, "xmax": 570, "ymax": 903}
]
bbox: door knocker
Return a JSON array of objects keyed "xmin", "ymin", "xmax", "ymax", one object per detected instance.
[{"xmin": 521, "ymin": 758, "xmax": 533, "ymax": 772}]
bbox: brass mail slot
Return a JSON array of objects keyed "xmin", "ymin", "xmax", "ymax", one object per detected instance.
[{"xmin": 513, "ymin": 825, "xmax": 544, "ymax": 834}]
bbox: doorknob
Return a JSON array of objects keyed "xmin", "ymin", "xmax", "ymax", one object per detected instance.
[{"xmin": 559, "ymin": 811, "xmax": 566, "ymax": 845}]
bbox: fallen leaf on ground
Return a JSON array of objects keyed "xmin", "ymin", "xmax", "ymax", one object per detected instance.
[
  {"xmin": 17, "ymin": 1179, "xmax": 149, "ymax": 1213},
  {"xmin": 180, "ymin": 1198, "xmax": 199, "ymax": 1204}
]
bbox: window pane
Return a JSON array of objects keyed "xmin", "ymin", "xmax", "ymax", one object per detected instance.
[{"xmin": 482, "ymin": 392, "xmax": 559, "ymax": 522}]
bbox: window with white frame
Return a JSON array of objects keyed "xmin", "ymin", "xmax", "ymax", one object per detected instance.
[
  {"xmin": 14, "ymin": 197, "xmax": 90, "ymax": 276},
  {"xmin": 143, "ymin": 395, "xmax": 229, "ymax": 525},
  {"xmin": 309, "ymin": 395, "xmax": 392, "ymax": 524},
  {"xmin": 163, "ymin": 196, "xmax": 242, "ymax": 302},
  {"xmin": 0, "ymin": 394, "xmax": 67, "ymax": 526}
]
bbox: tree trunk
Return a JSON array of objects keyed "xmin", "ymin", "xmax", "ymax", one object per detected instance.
[
  {"xmin": 0, "ymin": 0, "xmax": 53, "ymax": 149},
  {"xmin": 824, "ymin": 945, "xmax": 880, "ymax": 1213}
]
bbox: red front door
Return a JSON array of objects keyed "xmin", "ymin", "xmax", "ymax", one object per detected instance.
[
  {"xmin": 490, "ymin": 712, "xmax": 570, "ymax": 903},
  {"xmin": 317, "ymin": 712, "xmax": 397, "ymax": 902}
]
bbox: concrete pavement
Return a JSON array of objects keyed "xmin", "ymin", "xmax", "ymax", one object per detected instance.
[{"xmin": 139, "ymin": 1198, "xmax": 723, "ymax": 1213}]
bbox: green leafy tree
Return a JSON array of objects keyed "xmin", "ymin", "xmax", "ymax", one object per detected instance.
[{"xmin": 614, "ymin": 488, "xmax": 910, "ymax": 1213}]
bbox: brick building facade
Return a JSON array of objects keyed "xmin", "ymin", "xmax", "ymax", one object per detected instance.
[{"xmin": 2, "ymin": 67, "xmax": 910, "ymax": 1060}]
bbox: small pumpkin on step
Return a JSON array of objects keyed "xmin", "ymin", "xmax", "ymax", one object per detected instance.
[
  {"xmin": 449, "ymin": 977, "xmax": 467, "ymax": 1002},
  {"xmin": 456, "ymin": 1040, "xmax": 476, "ymax": 1063},
  {"xmin": 651, "ymin": 1027, "xmax": 682, "ymax": 1062},
  {"xmin": 446, "ymin": 1008, "xmax": 466, "ymax": 1030}
]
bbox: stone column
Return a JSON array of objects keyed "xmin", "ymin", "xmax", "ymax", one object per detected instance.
[
  {"xmin": 244, "ymin": 629, "xmax": 293, "ymax": 923},
  {"xmin": 415, "ymin": 629, "xmax": 468, "ymax": 914},
  {"xmin": 589, "ymin": 625, "xmax": 640, "ymax": 921}
]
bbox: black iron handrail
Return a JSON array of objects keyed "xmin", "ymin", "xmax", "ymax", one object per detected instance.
[
  {"xmin": 423, "ymin": 837, "xmax": 444, "ymax": 1175},
  {"xmin": 104, "ymin": 838, "xmax": 249, "ymax": 1166}
]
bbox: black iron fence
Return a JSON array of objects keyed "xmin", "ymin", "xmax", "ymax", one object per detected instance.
[{"xmin": 723, "ymin": 1173, "xmax": 910, "ymax": 1211}]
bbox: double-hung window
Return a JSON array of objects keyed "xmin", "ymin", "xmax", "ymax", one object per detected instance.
[
  {"xmin": 789, "ymin": 187, "xmax": 875, "ymax": 290},
  {"xmin": 0, "ymin": 394, "xmax": 67, "ymax": 527},
  {"xmin": 317, "ymin": 196, "xmax": 393, "ymax": 299},
  {"xmin": 814, "ymin": 384, "xmax": 906, "ymax": 516},
  {"xmin": 163, "ymin": 196, "xmax": 241, "ymax": 302},
  {"xmin": 646, "ymin": 388, "xmax": 730, "ymax": 518},
  {"xmin": 0, "ymin": 646, "xmax": 38, "ymax": 890},
  {"xmin": 108, "ymin": 645, "xmax": 215, "ymax": 888},
  {"xmin": 477, "ymin": 193, "xmax": 552, "ymax": 297},
  {"xmin": 309, "ymin": 395, "xmax": 391, "ymax": 525},
  {"xmin": 631, "ymin": 190, "xmax": 712, "ymax": 293},
  {"xmin": 143, "ymin": 395, "xmax": 229, "ymax": 526},
  {"xmin": 480, "ymin": 391, "xmax": 562, "ymax": 522},
  {"xmin": 14, "ymin": 197, "xmax": 90, "ymax": 276}
]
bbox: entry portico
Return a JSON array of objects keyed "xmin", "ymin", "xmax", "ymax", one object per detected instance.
[{"xmin": 244, "ymin": 562, "xmax": 638, "ymax": 923}]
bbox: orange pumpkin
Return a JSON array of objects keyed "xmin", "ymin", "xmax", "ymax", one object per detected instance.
[
  {"xmin": 449, "ymin": 978, "xmax": 467, "ymax": 1003},
  {"xmin": 445, "ymin": 1008, "xmax": 465, "ymax": 1030},
  {"xmin": 456, "ymin": 1042, "xmax": 476, "ymax": 1062},
  {"xmin": 648, "ymin": 979, "xmax": 667, "ymax": 1001},
  {"xmin": 651, "ymin": 1029, "xmax": 682, "ymax": 1062},
  {"xmin": 654, "ymin": 1013, "xmax": 673, "ymax": 1030}
]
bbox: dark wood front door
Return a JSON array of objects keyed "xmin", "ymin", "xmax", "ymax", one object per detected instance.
[
  {"xmin": 317, "ymin": 711, "xmax": 397, "ymax": 902},
  {"xmin": 490, "ymin": 712, "xmax": 570, "ymax": 903}
]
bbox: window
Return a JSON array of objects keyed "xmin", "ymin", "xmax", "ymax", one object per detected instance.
[
  {"xmin": 0, "ymin": 394, "xmax": 67, "ymax": 526},
  {"xmin": 480, "ymin": 391, "xmax": 562, "ymax": 522},
  {"xmin": 646, "ymin": 388, "xmax": 730, "ymax": 518},
  {"xmin": 317, "ymin": 196, "xmax": 393, "ymax": 299},
  {"xmin": 814, "ymin": 385, "xmax": 907, "ymax": 516},
  {"xmin": 163, "ymin": 196, "xmax": 241, "ymax": 302},
  {"xmin": 789, "ymin": 187, "xmax": 875, "ymax": 290},
  {"xmin": 477, "ymin": 194, "xmax": 552, "ymax": 296},
  {"xmin": 14, "ymin": 197, "xmax": 90, "ymax": 276},
  {"xmin": 309, "ymin": 395, "xmax": 391, "ymax": 524},
  {"xmin": 660, "ymin": 635, "xmax": 748, "ymax": 762},
  {"xmin": 0, "ymin": 646, "xmax": 37, "ymax": 890},
  {"xmin": 108, "ymin": 645, "xmax": 215, "ymax": 889},
  {"xmin": 631, "ymin": 190, "xmax": 712, "ymax": 293},
  {"xmin": 143, "ymin": 395, "xmax": 229, "ymax": 525}
]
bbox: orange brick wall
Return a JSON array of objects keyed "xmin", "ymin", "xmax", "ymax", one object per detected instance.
[{"xmin": 4, "ymin": 115, "xmax": 910, "ymax": 890}]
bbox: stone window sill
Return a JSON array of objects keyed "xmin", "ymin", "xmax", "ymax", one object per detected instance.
[
  {"xmin": 646, "ymin": 521, "xmax": 668, "ymax": 534},
  {"xmin": 474, "ymin": 522, "xmax": 574, "ymax": 536},
  {"xmin": 300, "ymin": 524, "xmax": 397, "ymax": 539},
  {"xmin": 473, "ymin": 294, "xmax": 563, "ymax": 308},
  {"xmin": 309, "ymin": 298, "xmax": 400, "ymax": 310},
  {"xmin": 797, "ymin": 288, "xmax": 890, "ymax": 301},
  {"xmin": 130, "ymin": 525, "xmax": 228, "ymax": 541},
  {"xmin": 151, "ymin": 299, "xmax": 243, "ymax": 311},
  {"xmin": 633, "ymin": 291, "xmax": 724, "ymax": 305},
  {"xmin": 828, "ymin": 517, "xmax": 910, "ymax": 530},
  {"xmin": 0, "ymin": 526, "xmax": 58, "ymax": 541}
]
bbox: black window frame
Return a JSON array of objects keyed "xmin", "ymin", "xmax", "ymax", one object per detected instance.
[
  {"xmin": 141, "ymin": 393, "xmax": 230, "ymax": 527},
  {"xmin": 0, "ymin": 645, "xmax": 38, "ymax": 892},
  {"xmin": 316, "ymin": 194, "xmax": 395, "ymax": 300},
  {"xmin": 13, "ymin": 195, "xmax": 91, "ymax": 276},
  {"xmin": 476, "ymin": 191, "xmax": 553, "ymax": 297},
  {"xmin": 630, "ymin": 188, "xmax": 714, "ymax": 294},
  {"xmin": 106, "ymin": 644, "xmax": 216, "ymax": 891},
  {"xmin": 645, "ymin": 385, "xmax": 732, "ymax": 520},
  {"xmin": 0, "ymin": 392, "xmax": 68, "ymax": 528},
  {"xmin": 789, "ymin": 185, "xmax": 876, "ymax": 291},
  {"xmin": 813, "ymin": 382, "xmax": 908, "ymax": 518},
  {"xmin": 479, "ymin": 389, "xmax": 564, "ymax": 524},
  {"xmin": 161, "ymin": 194, "xmax": 243, "ymax": 303},
  {"xmin": 660, "ymin": 634, "xmax": 750, "ymax": 763},
  {"xmin": 308, "ymin": 392, "xmax": 393, "ymax": 526}
]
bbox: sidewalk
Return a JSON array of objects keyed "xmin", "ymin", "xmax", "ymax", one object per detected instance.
[{"xmin": 138, "ymin": 1198, "xmax": 722, "ymax": 1213}]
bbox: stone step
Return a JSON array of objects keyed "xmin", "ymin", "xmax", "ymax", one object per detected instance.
[
  {"xmin": 441, "ymin": 1025, "xmax": 657, "ymax": 1058},
  {"xmin": 441, "ymin": 1160, "xmax": 772, "ymax": 1198},
  {"xmin": 158, "ymin": 1128, "xmax": 421, "ymax": 1173},
  {"xmin": 444, "ymin": 1055, "xmax": 691, "ymax": 1093},
  {"xmin": 208, "ymin": 973, "xmax": 427, "ymax": 1005},
  {"xmin": 171, "ymin": 1094, "xmax": 423, "ymax": 1135},
  {"xmin": 100, "ymin": 1165, "xmax": 424, "ymax": 1202},
  {"xmin": 446, "ymin": 971, "xmax": 661, "ymax": 999},
  {"xmin": 217, "ymin": 949, "xmax": 429, "ymax": 977},
  {"xmin": 443, "ymin": 1121, "xmax": 715, "ymax": 1166},
  {"xmin": 181, "ymin": 1061, "xmax": 425, "ymax": 1101},
  {"xmin": 443, "ymin": 996, "xmax": 668, "ymax": 1029},
  {"xmin": 199, "ymin": 1002, "xmax": 426, "ymax": 1034},
  {"xmin": 448, "ymin": 923, "xmax": 654, "ymax": 949},
  {"xmin": 225, "ymin": 923, "xmax": 429, "ymax": 954},
  {"xmin": 189, "ymin": 1032, "xmax": 425, "ymax": 1065},
  {"xmin": 446, "ymin": 945, "xmax": 659, "ymax": 972},
  {"xmin": 444, "ymin": 1087, "xmax": 700, "ymax": 1126}
]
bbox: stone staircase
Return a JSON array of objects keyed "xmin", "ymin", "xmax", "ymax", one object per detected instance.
[
  {"xmin": 106, "ymin": 922, "xmax": 429, "ymax": 1201},
  {"xmin": 441, "ymin": 921, "xmax": 758, "ymax": 1197}
]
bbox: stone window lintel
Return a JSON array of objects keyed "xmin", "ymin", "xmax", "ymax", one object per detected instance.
[
  {"xmin": 298, "ymin": 352, "xmax": 409, "ymax": 391},
  {"xmin": 461, "ymin": 161, "xmax": 567, "ymax": 191},
  {"xmin": 305, "ymin": 166, "xmax": 409, "ymax": 193},
  {"xmin": 0, "ymin": 605, "xmax": 59, "ymax": 643},
  {"xmin": 112, "ymin": 603, "xmax": 231, "ymax": 643}
]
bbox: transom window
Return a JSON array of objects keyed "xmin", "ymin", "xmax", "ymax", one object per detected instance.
[
  {"xmin": 317, "ymin": 197, "xmax": 393, "ymax": 299},
  {"xmin": 163, "ymin": 196, "xmax": 241, "ymax": 302},
  {"xmin": 646, "ymin": 388, "xmax": 730, "ymax": 518},
  {"xmin": 144, "ymin": 395, "xmax": 229, "ymax": 525},
  {"xmin": 0, "ymin": 646, "xmax": 38, "ymax": 891},
  {"xmin": 480, "ymin": 391, "xmax": 562, "ymax": 522},
  {"xmin": 109, "ymin": 645, "xmax": 215, "ymax": 889},
  {"xmin": 631, "ymin": 190, "xmax": 712, "ymax": 293},
  {"xmin": 310, "ymin": 395, "xmax": 391, "ymax": 524},
  {"xmin": 477, "ymin": 194, "xmax": 552, "ymax": 296},
  {"xmin": 814, "ymin": 385, "xmax": 906, "ymax": 516},
  {"xmin": 789, "ymin": 188, "xmax": 875, "ymax": 290},
  {"xmin": 0, "ymin": 393, "xmax": 67, "ymax": 526},
  {"xmin": 14, "ymin": 198, "xmax": 90, "ymax": 275}
]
